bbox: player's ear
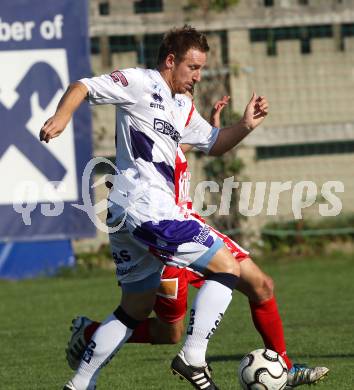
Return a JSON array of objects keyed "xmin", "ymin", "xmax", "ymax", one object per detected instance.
[{"xmin": 165, "ymin": 53, "xmax": 176, "ymax": 70}]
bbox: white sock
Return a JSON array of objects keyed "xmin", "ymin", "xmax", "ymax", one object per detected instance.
[
  {"xmin": 70, "ymin": 314, "xmax": 133, "ymax": 390},
  {"xmin": 182, "ymin": 280, "xmax": 233, "ymax": 367}
]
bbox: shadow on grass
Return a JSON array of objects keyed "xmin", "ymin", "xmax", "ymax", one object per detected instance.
[
  {"xmin": 147, "ymin": 354, "xmax": 246, "ymax": 364},
  {"xmin": 149, "ymin": 354, "xmax": 245, "ymax": 363},
  {"xmin": 288, "ymin": 353, "xmax": 354, "ymax": 360},
  {"xmin": 208, "ymin": 354, "xmax": 245, "ymax": 362},
  {"xmin": 206, "ymin": 352, "xmax": 354, "ymax": 363}
]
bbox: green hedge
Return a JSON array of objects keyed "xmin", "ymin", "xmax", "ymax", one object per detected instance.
[{"xmin": 259, "ymin": 214, "xmax": 354, "ymax": 257}]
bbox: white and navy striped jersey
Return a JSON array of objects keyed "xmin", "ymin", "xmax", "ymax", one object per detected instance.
[{"xmin": 80, "ymin": 68, "xmax": 219, "ymax": 228}]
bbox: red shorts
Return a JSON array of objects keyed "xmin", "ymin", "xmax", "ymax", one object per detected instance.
[{"xmin": 154, "ymin": 222, "xmax": 249, "ymax": 323}]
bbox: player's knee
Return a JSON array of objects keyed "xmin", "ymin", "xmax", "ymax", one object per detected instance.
[
  {"xmin": 120, "ymin": 297, "xmax": 154, "ymax": 321},
  {"xmin": 208, "ymin": 247, "xmax": 240, "ymax": 275},
  {"xmin": 264, "ymin": 275, "xmax": 274, "ymax": 296},
  {"xmin": 132, "ymin": 301, "xmax": 154, "ymax": 319},
  {"xmin": 252, "ymin": 274, "xmax": 274, "ymax": 302},
  {"xmin": 223, "ymin": 257, "xmax": 239, "ymax": 275},
  {"xmin": 114, "ymin": 306, "xmax": 144, "ymax": 329}
]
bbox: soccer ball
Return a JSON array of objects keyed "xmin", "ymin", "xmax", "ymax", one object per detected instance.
[{"xmin": 238, "ymin": 348, "xmax": 288, "ymax": 390}]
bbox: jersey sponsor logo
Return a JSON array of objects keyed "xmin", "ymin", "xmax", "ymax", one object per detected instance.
[
  {"xmin": 116, "ymin": 264, "xmax": 138, "ymax": 276},
  {"xmin": 150, "ymin": 92, "xmax": 165, "ymax": 110},
  {"xmin": 193, "ymin": 225, "xmax": 211, "ymax": 245},
  {"xmin": 206, "ymin": 313, "xmax": 224, "ymax": 339},
  {"xmin": 187, "ymin": 308, "xmax": 195, "ymax": 335},
  {"xmin": 110, "ymin": 70, "xmax": 128, "ymax": 86},
  {"xmin": 82, "ymin": 340, "xmax": 96, "ymax": 364},
  {"xmin": 150, "ymin": 102, "xmax": 165, "ymax": 110},
  {"xmin": 152, "ymin": 92, "xmax": 163, "ymax": 103},
  {"xmin": 112, "ymin": 250, "xmax": 131, "ymax": 264},
  {"xmin": 175, "ymin": 97, "xmax": 185, "ymax": 107},
  {"xmin": 154, "ymin": 118, "xmax": 181, "ymax": 143}
]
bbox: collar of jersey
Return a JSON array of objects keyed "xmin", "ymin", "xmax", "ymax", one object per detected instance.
[{"xmin": 152, "ymin": 69, "xmax": 175, "ymax": 99}]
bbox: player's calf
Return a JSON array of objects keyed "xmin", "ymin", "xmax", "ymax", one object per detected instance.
[{"xmin": 237, "ymin": 258, "xmax": 274, "ymax": 303}]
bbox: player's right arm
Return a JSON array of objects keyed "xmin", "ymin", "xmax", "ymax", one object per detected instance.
[
  {"xmin": 39, "ymin": 68, "xmax": 143, "ymax": 144},
  {"xmin": 39, "ymin": 81, "xmax": 88, "ymax": 143}
]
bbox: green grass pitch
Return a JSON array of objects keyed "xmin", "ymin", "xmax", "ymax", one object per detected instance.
[{"xmin": 1, "ymin": 254, "xmax": 353, "ymax": 389}]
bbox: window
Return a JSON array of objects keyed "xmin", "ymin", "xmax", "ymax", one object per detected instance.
[
  {"xmin": 275, "ymin": 27, "xmax": 301, "ymax": 40},
  {"xmin": 256, "ymin": 141, "xmax": 354, "ymax": 160},
  {"xmin": 267, "ymin": 29, "xmax": 277, "ymax": 56},
  {"xmin": 134, "ymin": 0, "xmax": 163, "ymax": 14},
  {"xmin": 90, "ymin": 37, "xmax": 100, "ymax": 54},
  {"xmin": 251, "ymin": 25, "xmax": 332, "ymax": 42},
  {"xmin": 141, "ymin": 34, "xmax": 164, "ymax": 67},
  {"xmin": 250, "ymin": 28, "xmax": 268, "ymax": 42},
  {"xmin": 341, "ymin": 23, "xmax": 354, "ymax": 38},
  {"xmin": 219, "ymin": 31, "xmax": 229, "ymax": 65},
  {"xmin": 300, "ymin": 27, "xmax": 310, "ymax": 54},
  {"xmin": 300, "ymin": 36, "xmax": 311, "ymax": 54},
  {"xmin": 298, "ymin": 0, "xmax": 309, "ymax": 5},
  {"xmin": 340, "ymin": 23, "xmax": 354, "ymax": 51},
  {"xmin": 250, "ymin": 25, "xmax": 333, "ymax": 55},
  {"xmin": 264, "ymin": 0, "xmax": 274, "ymax": 6},
  {"xmin": 99, "ymin": 2, "xmax": 110, "ymax": 15},
  {"xmin": 109, "ymin": 36, "xmax": 137, "ymax": 53},
  {"xmin": 264, "ymin": 0, "xmax": 274, "ymax": 7},
  {"xmin": 308, "ymin": 25, "xmax": 332, "ymax": 38},
  {"xmin": 204, "ymin": 31, "xmax": 229, "ymax": 65},
  {"xmin": 267, "ymin": 43, "xmax": 277, "ymax": 55}
]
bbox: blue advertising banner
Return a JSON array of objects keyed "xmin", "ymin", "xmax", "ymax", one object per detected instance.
[
  {"xmin": 0, "ymin": 0, "xmax": 95, "ymax": 240},
  {"xmin": 0, "ymin": 240, "xmax": 75, "ymax": 279}
]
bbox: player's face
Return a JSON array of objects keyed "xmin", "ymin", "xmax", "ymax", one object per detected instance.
[{"xmin": 171, "ymin": 48, "xmax": 207, "ymax": 94}]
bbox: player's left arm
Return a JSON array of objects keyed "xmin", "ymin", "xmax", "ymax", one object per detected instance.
[
  {"xmin": 209, "ymin": 95, "xmax": 230, "ymax": 128},
  {"xmin": 180, "ymin": 95, "xmax": 230, "ymax": 154},
  {"xmin": 209, "ymin": 92, "xmax": 268, "ymax": 156}
]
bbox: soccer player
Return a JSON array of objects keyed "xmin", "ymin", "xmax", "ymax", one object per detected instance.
[
  {"xmin": 40, "ymin": 25, "xmax": 270, "ymax": 390},
  {"xmin": 66, "ymin": 96, "xmax": 329, "ymax": 389}
]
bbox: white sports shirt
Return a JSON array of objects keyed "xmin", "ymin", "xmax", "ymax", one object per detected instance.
[{"xmin": 80, "ymin": 68, "xmax": 219, "ymax": 228}]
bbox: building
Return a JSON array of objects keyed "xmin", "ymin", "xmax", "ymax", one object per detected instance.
[{"xmin": 85, "ymin": 0, "xmax": 354, "ymax": 246}]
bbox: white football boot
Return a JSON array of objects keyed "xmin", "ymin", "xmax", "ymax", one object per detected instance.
[
  {"xmin": 286, "ymin": 364, "xmax": 329, "ymax": 388},
  {"xmin": 66, "ymin": 316, "xmax": 93, "ymax": 370}
]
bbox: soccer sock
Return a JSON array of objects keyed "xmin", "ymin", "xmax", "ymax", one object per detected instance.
[
  {"xmin": 84, "ymin": 322, "xmax": 100, "ymax": 342},
  {"xmin": 182, "ymin": 274, "xmax": 237, "ymax": 367},
  {"xmin": 250, "ymin": 296, "xmax": 293, "ymax": 369},
  {"xmin": 83, "ymin": 319, "xmax": 152, "ymax": 344},
  {"xmin": 127, "ymin": 318, "xmax": 152, "ymax": 343},
  {"xmin": 71, "ymin": 308, "xmax": 138, "ymax": 390}
]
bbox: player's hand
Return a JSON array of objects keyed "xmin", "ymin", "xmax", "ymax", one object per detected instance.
[
  {"xmin": 39, "ymin": 114, "xmax": 70, "ymax": 143},
  {"xmin": 210, "ymin": 95, "xmax": 230, "ymax": 127},
  {"xmin": 241, "ymin": 92, "xmax": 268, "ymax": 131}
]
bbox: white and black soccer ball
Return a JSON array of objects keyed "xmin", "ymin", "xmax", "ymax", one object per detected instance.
[{"xmin": 238, "ymin": 348, "xmax": 288, "ymax": 390}]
